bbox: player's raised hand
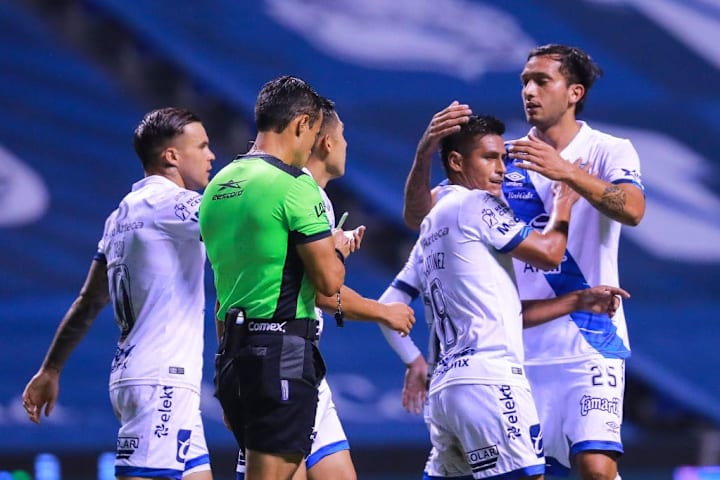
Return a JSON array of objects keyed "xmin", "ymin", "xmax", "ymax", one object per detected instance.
[
  {"xmin": 416, "ymin": 101, "xmax": 472, "ymax": 159},
  {"xmin": 381, "ymin": 302, "xmax": 415, "ymax": 336},
  {"xmin": 509, "ymin": 134, "xmax": 582, "ymax": 182},
  {"xmin": 576, "ymin": 285, "xmax": 631, "ymax": 317}
]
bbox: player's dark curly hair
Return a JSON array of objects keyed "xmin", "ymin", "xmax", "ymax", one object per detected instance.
[
  {"xmin": 528, "ymin": 44, "xmax": 603, "ymax": 114},
  {"xmin": 440, "ymin": 115, "xmax": 506, "ymax": 174}
]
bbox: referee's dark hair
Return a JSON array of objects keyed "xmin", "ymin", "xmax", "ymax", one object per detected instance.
[{"xmin": 255, "ymin": 75, "xmax": 323, "ymax": 134}]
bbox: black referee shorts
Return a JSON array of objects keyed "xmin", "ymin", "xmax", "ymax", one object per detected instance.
[{"xmin": 215, "ymin": 332, "xmax": 326, "ymax": 456}]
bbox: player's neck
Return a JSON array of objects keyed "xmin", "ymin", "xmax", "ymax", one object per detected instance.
[
  {"xmin": 145, "ymin": 167, "xmax": 185, "ymax": 189},
  {"xmin": 304, "ymin": 160, "xmax": 330, "ymax": 188},
  {"xmin": 252, "ymin": 132, "xmax": 300, "ymax": 168},
  {"xmin": 534, "ymin": 115, "xmax": 580, "ymax": 152}
]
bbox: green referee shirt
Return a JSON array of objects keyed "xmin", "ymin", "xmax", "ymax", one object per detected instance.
[{"xmin": 199, "ymin": 154, "xmax": 332, "ymax": 322}]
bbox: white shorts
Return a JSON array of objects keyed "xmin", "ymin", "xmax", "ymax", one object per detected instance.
[
  {"xmin": 235, "ymin": 377, "xmax": 349, "ymax": 478},
  {"xmin": 526, "ymin": 357, "xmax": 625, "ymax": 475},
  {"xmin": 425, "ymin": 383, "xmax": 545, "ymax": 479},
  {"xmin": 110, "ymin": 384, "xmax": 210, "ymax": 479}
]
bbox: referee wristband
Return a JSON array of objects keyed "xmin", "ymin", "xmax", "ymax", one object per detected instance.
[{"xmin": 334, "ymin": 248, "xmax": 346, "ymax": 265}]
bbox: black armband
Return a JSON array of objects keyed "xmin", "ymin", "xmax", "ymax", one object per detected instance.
[{"xmin": 334, "ymin": 248, "xmax": 346, "ymax": 265}]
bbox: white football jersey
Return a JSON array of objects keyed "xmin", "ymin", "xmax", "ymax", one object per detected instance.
[
  {"xmin": 504, "ymin": 121, "xmax": 644, "ymax": 364},
  {"xmin": 97, "ymin": 176, "xmax": 206, "ymax": 392},
  {"xmin": 416, "ymin": 185, "xmax": 533, "ymax": 394}
]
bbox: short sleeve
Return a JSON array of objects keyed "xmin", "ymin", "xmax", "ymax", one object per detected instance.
[
  {"xmin": 458, "ymin": 190, "xmax": 531, "ymax": 253},
  {"xmin": 285, "ymin": 175, "xmax": 332, "ymax": 243},
  {"xmin": 603, "ymin": 139, "xmax": 644, "ymax": 193},
  {"xmin": 159, "ymin": 190, "xmax": 203, "ymax": 240}
]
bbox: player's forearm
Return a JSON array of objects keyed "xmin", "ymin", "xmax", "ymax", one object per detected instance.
[
  {"xmin": 317, "ymin": 285, "xmax": 384, "ymax": 322},
  {"xmin": 403, "ymin": 153, "xmax": 434, "ymax": 230},
  {"xmin": 379, "ymin": 323, "xmax": 422, "ymax": 365},
  {"xmin": 521, "ymin": 292, "xmax": 579, "ymax": 328},
  {"xmin": 536, "ymin": 194, "xmax": 573, "ymax": 267},
  {"xmin": 566, "ymin": 170, "xmax": 645, "ymax": 225},
  {"xmin": 42, "ymin": 296, "xmax": 105, "ymax": 372}
]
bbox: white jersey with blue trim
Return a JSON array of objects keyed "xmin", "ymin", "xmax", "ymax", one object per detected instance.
[
  {"xmin": 417, "ymin": 185, "xmax": 532, "ymax": 394},
  {"xmin": 97, "ymin": 175, "xmax": 206, "ymax": 392},
  {"xmin": 504, "ymin": 121, "xmax": 644, "ymax": 364}
]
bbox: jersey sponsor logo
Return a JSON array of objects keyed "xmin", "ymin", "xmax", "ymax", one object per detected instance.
[
  {"xmin": 579, "ymin": 395, "xmax": 621, "ymax": 417},
  {"xmin": 432, "ymin": 347, "xmax": 474, "ymax": 377},
  {"xmin": 110, "ymin": 344, "xmax": 136, "ymax": 373},
  {"xmin": 420, "ymin": 226, "xmax": 449, "ymax": 247},
  {"xmin": 606, "ymin": 421, "xmax": 621, "ymax": 434},
  {"xmin": 504, "ymin": 171, "xmax": 525, "ymax": 184},
  {"xmin": 522, "ymin": 257, "xmax": 563, "ymax": 274},
  {"xmin": 117, "ymin": 436, "xmax": 139, "ymax": 459},
  {"xmin": 174, "ymin": 202, "xmax": 191, "ymax": 220},
  {"xmin": 506, "ymin": 190, "xmax": 535, "ymax": 200},
  {"xmin": 432, "ymin": 356, "xmax": 469, "ymax": 376},
  {"xmin": 620, "ymin": 167, "xmax": 643, "ymax": 184},
  {"xmin": 212, "ymin": 179, "xmax": 245, "ymax": 200},
  {"xmin": 494, "ymin": 203, "xmax": 512, "ymax": 217},
  {"xmin": 467, "ymin": 445, "xmax": 499, "ymax": 473},
  {"xmin": 107, "ymin": 221, "xmax": 145, "ymax": 238},
  {"xmin": 481, "ymin": 208, "xmax": 498, "ymax": 228},
  {"xmin": 529, "ymin": 424, "xmax": 544, "ymax": 457},
  {"xmin": 314, "ymin": 201, "xmax": 326, "ymax": 218},
  {"xmin": 169, "ymin": 366, "xmax": 185, "ymax": 375},
  {"xmin": 495, "ymin": 217, "xmax": 521, "ymax": 236},
  {"xmin": 176, "ymin": 429, "xmax": 192, "ymax": 463},
  {"xmin": 247, "ymin": 321, "xmax": 287, "ymax": 333},
  {"xmin": 499, "ymin": 385, "xmax": 522, "ymax": 439},
  {"xmin": 528, "ymin": 213, "xmax": 549, "ymax": 230},
  {"xmin": 154, "ymin": 385, "xmax": 174, "ymax": 438}
]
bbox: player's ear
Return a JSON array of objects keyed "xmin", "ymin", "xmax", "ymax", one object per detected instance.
[
  {"xmin": 569, "ymin": 83, "xmax": 585, "ymax": 106},
  {"xmin": 294, "ymin": 114, "xmax": 311, "ymax": 138},
  {"xmin": 161, "ymin": 146, "xmax": 180, "ymax": 167},
  {"xmin": 321, "ymin": 133, "xmax": 332, "ymax": 153},
  {"xmin": 448, "ymin": 151, "xmax": 464, "ymax": 173}
]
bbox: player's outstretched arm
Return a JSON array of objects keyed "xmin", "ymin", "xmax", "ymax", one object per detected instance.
[
  {"xmin": 22, "ymin": 259, "xmax": 110, "ymax": 424},
  {"xmin": 315, "ymin": 285, "xmax": 415, "ymax": 336},
  {"xmin": 509, "ymin": 135, "xmax": 645, "ymax": 225},
  {"xmin": 404, "ymin": 101, "xmax": 472, "ymax": 230},
  {"xmin": 522, "ymin": 285, "xmax": 630, "ymax": 328}
]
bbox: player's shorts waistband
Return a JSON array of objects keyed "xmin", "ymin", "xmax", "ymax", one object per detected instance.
[{"xmin": 225, "ymin": 307, "xmax": 319, "ymax": 341}]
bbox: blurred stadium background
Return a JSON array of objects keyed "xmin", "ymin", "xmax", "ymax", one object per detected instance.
[{"xmin": 1, "ymin": 0, "xmax": 719, "ymax": 478}]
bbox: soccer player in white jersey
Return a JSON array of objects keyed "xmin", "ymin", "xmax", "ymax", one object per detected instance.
[
  {"xmin": 403, "ymin": 45, "xmax": 645, "ymax": 480},
  {"xmin": 419, "ymin": 113, "xmax": 576, "ymax": 480},
  {"xmin": 22, "ymin": 107, "xmax": 216, "ymax": 480},
  {"xmin": 395, "ymin": 114, "xmax": 632, "ymax": 479},
  {"xmin": 232, "ymin": 98, "xmax": 415, "ymax": 480}
]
